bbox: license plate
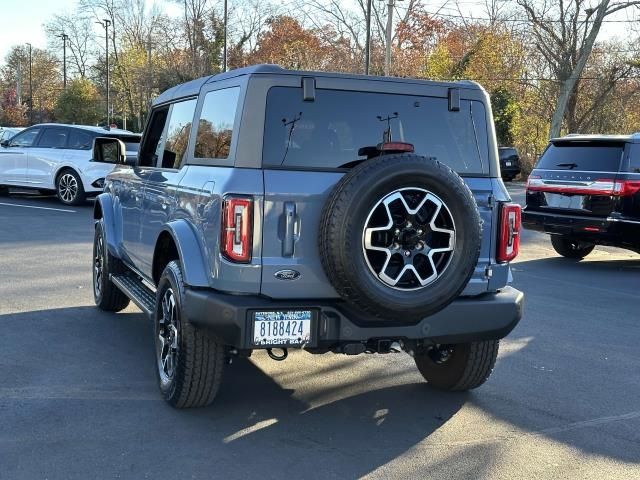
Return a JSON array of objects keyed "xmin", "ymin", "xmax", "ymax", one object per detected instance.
[
  {"xmin": 253, "ymin": 310, "xmax": 312, "ymax": 347},
  {"xmin": 544, "ymin": 192, "xmax": 585, "ymax": 209},
  {"xmin": 505, "ymin": 161, "xmax": 512, "ymax": 167}
]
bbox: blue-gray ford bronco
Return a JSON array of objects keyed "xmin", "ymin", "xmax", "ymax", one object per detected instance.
[{"xmin": 91, "ymin": 65, "xmax": 524, "ymax": 408}]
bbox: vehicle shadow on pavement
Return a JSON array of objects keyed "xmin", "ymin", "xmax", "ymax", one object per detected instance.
[
  {"xmin": 1, "ymin": 306, "xmax": 473, "ymax": 479},
  {"xmin": 3, "ymin": 306, "xmax": 640, "ymax": 478}
]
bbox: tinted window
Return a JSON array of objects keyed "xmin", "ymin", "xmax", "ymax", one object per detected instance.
[
  {"xmin": 536, "ymin": 142, "xmax": 624, "ymax": 172},
  {"xmin": 500, "ymin": 148, "xmax": 517, "ymax": 159},
  {"xmin": 68, "ymin": 129, "xmax": 94, "ymax": 150},
  {"xmin": 38, "ymin": 128, "xmax": 69, "ymax": 148},
  {"xmin": 194, "ymin": 87, "xmax": 240, "ymax": 159},
  {"xmin": 628, "ymin": 144, "xmax": 640, "ymax": 173},
  {"xmin": 159, "ymin": 99, "xmax": 197, "ymax": 169},
  {"xmin": 263, "ymin": 87, "xmax": 487, "ymax": 174},
  {"xmin": 9, "ymin": 128, "xmax": 41, "ymax": 147}
]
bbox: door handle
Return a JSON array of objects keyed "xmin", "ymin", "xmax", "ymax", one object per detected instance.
[{"xmin": 282, "ymin": 202, "xmax": 296, "ymax": 257}]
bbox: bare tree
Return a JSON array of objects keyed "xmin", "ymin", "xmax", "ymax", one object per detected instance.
[
  {"xmin": 45, "ymin": 13, "xmax": 93, "ymax": 77},
  {"xmin": 517, "ymin": 0, "xmax": 640, "ymax": 138}
]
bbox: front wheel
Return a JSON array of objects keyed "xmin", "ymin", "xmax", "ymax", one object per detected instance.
[
  {"xmin": 93, "ymin": 220, "xmax": 130, "ymax": 312},
  {"xmin": 56, "ymin": 169, "xmax": 86, "ymax": 205},
  {"xmin": 155, "ymin": 261, "xmax": 224, "ymax": 408},
  {"xmin": 550, "ymin": 235, "xmax": 595, "ymax": 259},
  {"xmin": 414, "ymin": 340, "xmax": 499, "ymax": 391}
]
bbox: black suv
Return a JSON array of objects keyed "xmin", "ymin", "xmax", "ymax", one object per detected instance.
[
  {"xmin": 498, "ymin": 147, "xmax": 521, "ymax": 181},
  {"xmin": 523, "ymin": 134, "xmax": 640, "ymax": 258}
]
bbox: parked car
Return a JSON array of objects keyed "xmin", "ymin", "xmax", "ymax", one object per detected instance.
[
  {"xmin": 91, "ymin": 64, "xmax": 524, "ymax": 408},
  {"xmin": 523, "ymin": 134, "xmax": 640, "ymax": 258},
  {"xmin": 498, "ymin": 147, "xmax": 521, "ymax": 181},
  {"xmin": 0, "ymin": 124, "xmax": 140, "ymax": 205},
  {"xmin": 0, "ymin": 127, "xmax": 24, "ymax": 143}
]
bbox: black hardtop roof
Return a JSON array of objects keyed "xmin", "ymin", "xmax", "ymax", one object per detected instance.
[
  {"xmin": 551, "ymin": 133, "xmax": 640, "ymax": 144},
  {"xmin": 152, "ymin": 64, "xmax": 484, "ymax": 106}
]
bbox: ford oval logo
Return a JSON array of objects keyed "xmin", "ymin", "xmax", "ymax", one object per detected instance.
[{"xmin": 274, "ymin": 269, "xmax": 301, "ymax": 281}]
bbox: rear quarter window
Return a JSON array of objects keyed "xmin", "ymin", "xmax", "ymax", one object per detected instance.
[
  {"xmin": 263, "ymin": 87, "xmax": 488, "ymax": 175},
  {"xmin": 536, "ymin": 142, "xmax": 625, "ymax": 172}
]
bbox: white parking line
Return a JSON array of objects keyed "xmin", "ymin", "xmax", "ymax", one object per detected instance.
[{"xmin": 0, "ymin": 202, "xmax": 76, "ymax": 213}]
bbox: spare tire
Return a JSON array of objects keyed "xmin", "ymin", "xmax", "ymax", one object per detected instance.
[{"xmin": 319, "ymin": 154, "xmax": 481, "ymax": 322}]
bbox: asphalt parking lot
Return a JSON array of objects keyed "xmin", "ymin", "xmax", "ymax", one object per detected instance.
[{"xmin": 1, "ymin": 184, "xmax": 639, "ymax": 479}]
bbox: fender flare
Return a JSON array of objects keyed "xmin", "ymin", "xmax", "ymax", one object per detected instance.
[
  {"xmin": 160, "ymin": 220, "xmax": 209, "ymax": 287},
  {"xmin": 93, "ymin": 193, "xmax": 122, "ymax": 258}
]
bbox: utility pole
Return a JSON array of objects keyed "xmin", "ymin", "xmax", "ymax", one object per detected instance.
[
  {"xmin": 16, "ymin": 62, "xmax": 22, "ymax": 105},
  {"xmin": 382, "ymin": 0, "xmax": 402, "ymax": 76},
  {"xmin": 223, "ymin": 0, "xmax": 228, "ymax": 72},
  {"xmin": 96, "ymin": 19, "xmax": 111, "ymax": 124},
  {"xmin": 26, "ymin": 43, "xmax": 33, "ymax": 125},
  {"xmin": 59, "ymin": 33, "xmax": 68, "ymax": 89},
  {"xmin": 365, "ymin": 0, "xmax": 372, "ymax": 75}
]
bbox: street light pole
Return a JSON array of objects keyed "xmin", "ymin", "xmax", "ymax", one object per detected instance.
[
  {"xmin": 223, "ymin": 0, "xmax": 228, "ymax": 72},
  {"xmin": 26, "ymin": 43, "xmax": 33, "ymax": 125},
  {"xmin": 364, "ymin": 0, "xmax": 372, "ymax": 75},
  {"xmin": 59, "ymin": 33, "xmax": 68, "ymax": 89},
  {"xmin": 97, "ymin": 19, "xmax": 111, "ymax": 124}
]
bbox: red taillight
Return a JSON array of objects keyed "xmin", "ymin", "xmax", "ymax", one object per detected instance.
[
  {"xmin": 221, "ymin": 197, "xmax": 253, "ymax": 263},
  {"xmin": 497, "ymin": 203, "xmax": 521, "ymax": 263},
  {"xmin": 613, "ymin": 179, "xmax": 640, "ymax": 196},
  {"xmin": 526, "ymin": 176, "xmax": 640, "ymax": 197}
]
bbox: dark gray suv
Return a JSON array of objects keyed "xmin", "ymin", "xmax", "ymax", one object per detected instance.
[{"xmin": 91, "ymin": 65, "xmax": 524, "ymax": 408}]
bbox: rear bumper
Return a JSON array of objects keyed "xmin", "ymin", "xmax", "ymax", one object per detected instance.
[
  {"xmin": 183, "ymin": 286, "xmax": 524, "ymax": 351},
  {"xmin": 523, "ymin": 209, "xmax": 612, "ymax": 235}
]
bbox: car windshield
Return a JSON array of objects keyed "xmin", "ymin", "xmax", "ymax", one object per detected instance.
[
  {"xmin": 536, "ymin": 141, "xmax": 625, "ymax": 172},
  {"xmin": 263, "ymin": 87, "xmax": 488, "ymax": 175}
]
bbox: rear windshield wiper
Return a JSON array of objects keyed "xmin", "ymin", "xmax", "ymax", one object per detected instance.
[{"xmin": 556, "ymin": 162, "xmax": 579, "ymax": 169}]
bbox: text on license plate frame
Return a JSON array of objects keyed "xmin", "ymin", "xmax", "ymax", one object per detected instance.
[{"xmin": 252, "ymin": 310, "xmax": 313, "ymax": 347}]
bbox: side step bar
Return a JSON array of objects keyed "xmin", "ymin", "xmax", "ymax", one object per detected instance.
[{"xmin": 110, "ymin": 272, "xmax": 156, "ymax": 317}]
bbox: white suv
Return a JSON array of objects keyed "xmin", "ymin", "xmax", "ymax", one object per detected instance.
[{"xmin": 0, "ymin": 124, "xmax": 140, "ymax": 205}]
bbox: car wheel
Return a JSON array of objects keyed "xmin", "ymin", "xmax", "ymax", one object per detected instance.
[
  {"xmin": 56, "ymin": 169, "xmax": 86, "ymax": 205},
  {"xmin": 155, "ymin": 260, "xmax": 224, "ymax": 408},
  {"xmin": 319, "ymin": 153, "xmax": 482, "ymax": 322},
  {"xmin": 93, "ymin": 220, "xmax": 130, "ymax": 312},
  {"xmin": 550, "ymin": 235, "xmax": 595, "ymax": 259},
  {"xmin": 0, "ymin": 185, "xmax": 9, "ymax": 196},
  {"xmin": 414, "ymin": 340, "xmax": 499, "ymax": 391}
]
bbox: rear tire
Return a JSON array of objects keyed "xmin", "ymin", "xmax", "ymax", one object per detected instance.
[
  {"xmin": 414, "ymin": 340, "xmax": 499, "ymax": 391},
  {"xmin": 56, "ymin": 169, "xmax": 86, "ymax": 205},
  {"xmin": 550, "ymin": 235, "xmax": 595, "ymax": 259},
  {"xmin": 93, "ymin": 220, "xmax": 130, "ymax": 312},
  {"xmin": 155, "ymin": 260, "xmax": 224, "ymax": 408}
]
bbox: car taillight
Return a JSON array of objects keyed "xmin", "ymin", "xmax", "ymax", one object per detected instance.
[
  {"xmin": 526, "ymin": 176, "xmax": 640, "ymax": 197},
  {"xmin": 497, "ymin": 203, "xmax": 521, "ymax": 263},
  {"xmin": 221, "ymin": 197, "xmax": 253, "ymax": 263}
]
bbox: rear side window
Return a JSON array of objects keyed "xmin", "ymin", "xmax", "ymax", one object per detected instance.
[
  {"xmin": 536, "ymin": 142, "xmax": 624, "ymax": 172},
  {"xmin": 628, "ymin": 144, "xmax": 640, "ymax": 173},
  {"xmin": 194, "ymin": 87, "xmax": 240, "ymax": 159},
  {"xmin": 263, "ymin": 87, "xmax": 487, "ymax": 174},
  {"xmin": 68, "ymin": 129, "xmax": 94, "ymax": 150},
  {"xmin": 38, "ymin": 128, "xmax": 68, "ymax": 148}
]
